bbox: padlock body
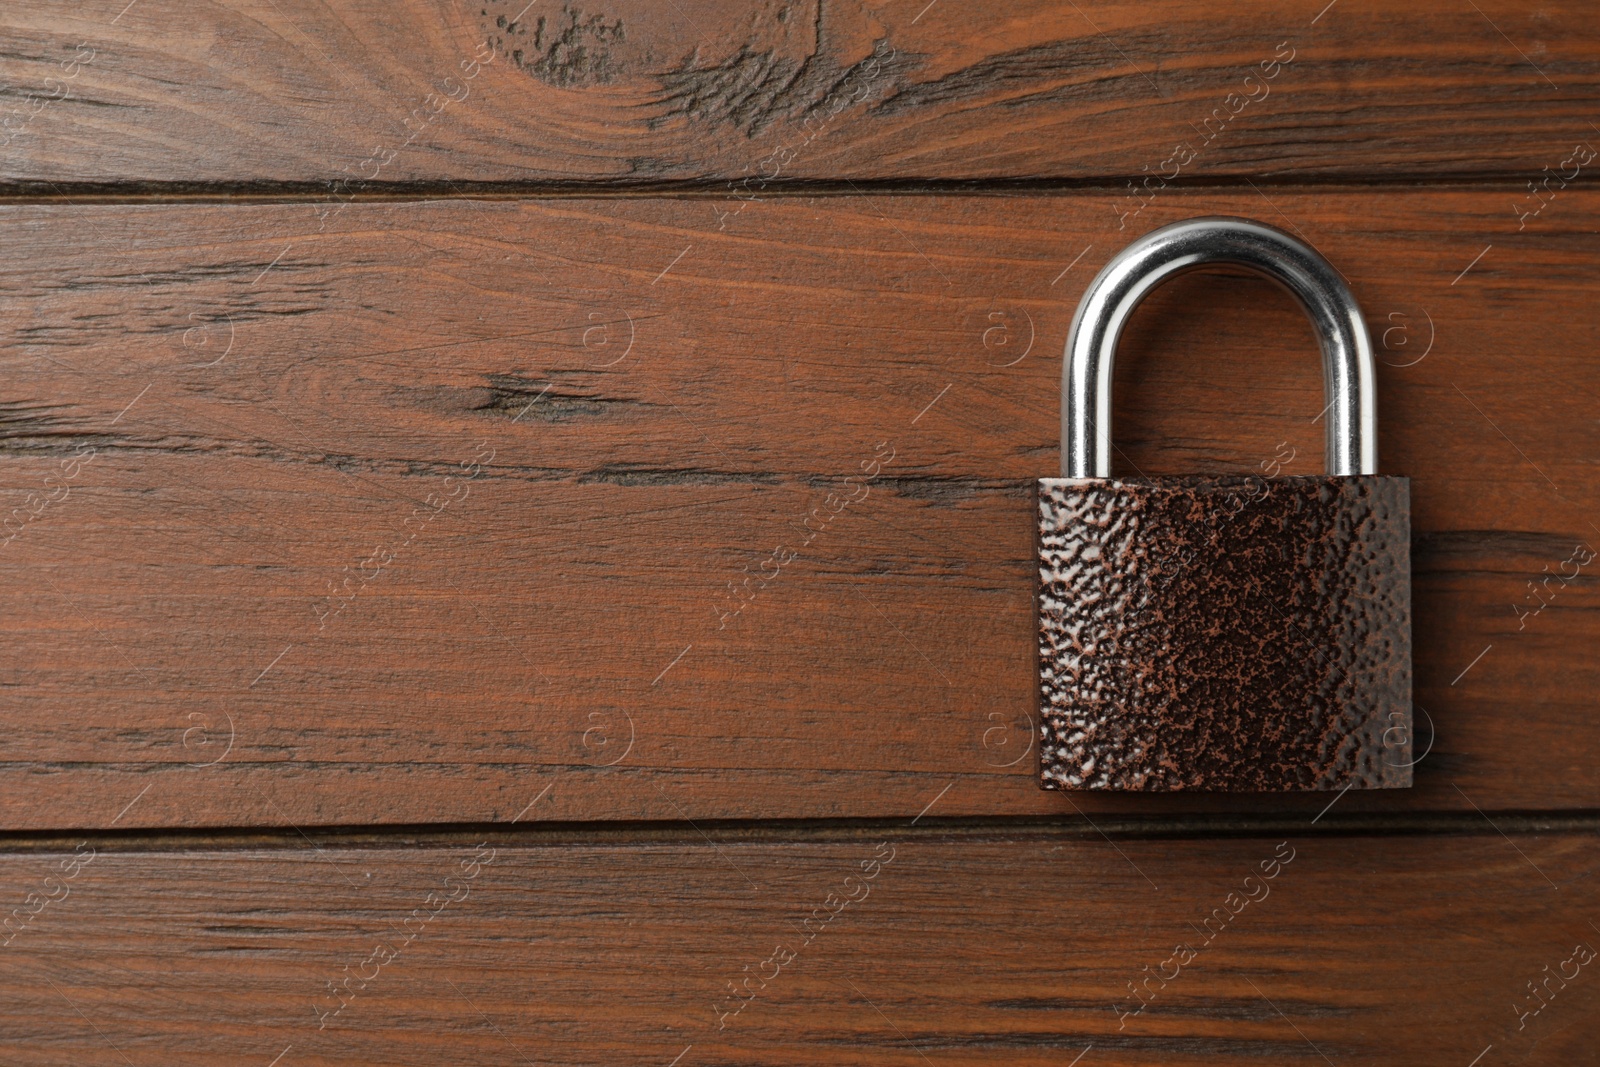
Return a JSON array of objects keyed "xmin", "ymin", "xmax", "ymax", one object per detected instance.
[{"xmin": 1038, "ymin": 475, "xmax": 1411, "ymax": 791}]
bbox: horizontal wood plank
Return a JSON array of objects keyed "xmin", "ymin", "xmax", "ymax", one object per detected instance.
[
  {"xmin": 1, "ymin": 189, "xmax": 1596, "ymax": 827},
  {"xmin": 1, "ymin": 0, "xmax": 1598, "ymax": 186},
  {"xmin": 0, "ymin": 829, "xmax": 1595, "ymax": 1064}
]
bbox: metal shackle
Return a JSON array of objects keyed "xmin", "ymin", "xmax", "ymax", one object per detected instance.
[{"xmin": 1062, "ymin": 216, "xmax": 1377, "ymax": 479}]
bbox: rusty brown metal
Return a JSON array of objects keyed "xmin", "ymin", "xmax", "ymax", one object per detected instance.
[{"xmin": 1037, "ymin": 474, "xmax": 1412, "ymax": 792}]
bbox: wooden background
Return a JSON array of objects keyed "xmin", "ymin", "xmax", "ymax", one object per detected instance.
[{"xmin": 0, "ymin": 0, "xmax": 1596, "ymax": 1063}]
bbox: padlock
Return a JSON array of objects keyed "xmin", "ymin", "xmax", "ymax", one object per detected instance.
[{"xmin": 1039, "ymin": 217, "xmax": 1411, "ymax": 792}]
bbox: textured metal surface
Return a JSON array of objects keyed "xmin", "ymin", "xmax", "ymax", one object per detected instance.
[
  {"xmin": 1063, "ymin": 217, "xmax": 1377, "ymax": 478},
  {"xmin": 1038, "ymin": 475, "xmax": 1411, "ymax": 792}
]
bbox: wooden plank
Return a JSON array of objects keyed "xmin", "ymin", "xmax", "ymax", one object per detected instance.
[
  {"xmin": 0, "ymin": 829, "xmax": 1594, "ymax": 1064},
  {"xmin": 1, "ymin": 188, "xmax": 1596, "ymax": 828},
  {"xmin": 2, "ymin": 0, "xmax": 1598, "ymax": 186}
]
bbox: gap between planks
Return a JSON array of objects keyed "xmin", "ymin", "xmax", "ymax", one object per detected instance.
[
  {"xmin": 0, "ymin": 810, "xmax": 1593, "ymax": 853},
  {"xmin": 0, "ymin": 173, "xmax": 1544, "ymax": 205}
]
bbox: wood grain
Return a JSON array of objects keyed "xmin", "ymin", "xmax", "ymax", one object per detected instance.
[
  {"xmin": 0, "ymin": 829, "xmax": 1594, "ymax": 1065},
  {"xmin": 1, "ymin": 0, "xmax": 1597, "ymax": 187},
  {"xmin": 2, "ymin": 188, "xmax": 1596, "ymax": 828}
]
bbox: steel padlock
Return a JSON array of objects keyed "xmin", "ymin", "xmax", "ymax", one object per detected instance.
[{"xmin": 1038, "ymin": 217, "xmax": 1411, "ymax": 792}]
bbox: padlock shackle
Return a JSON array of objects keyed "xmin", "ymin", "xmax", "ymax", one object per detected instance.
[{"xmin": 1063, "ymin": 216, "xmax": 1377, "ymax": 478}]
